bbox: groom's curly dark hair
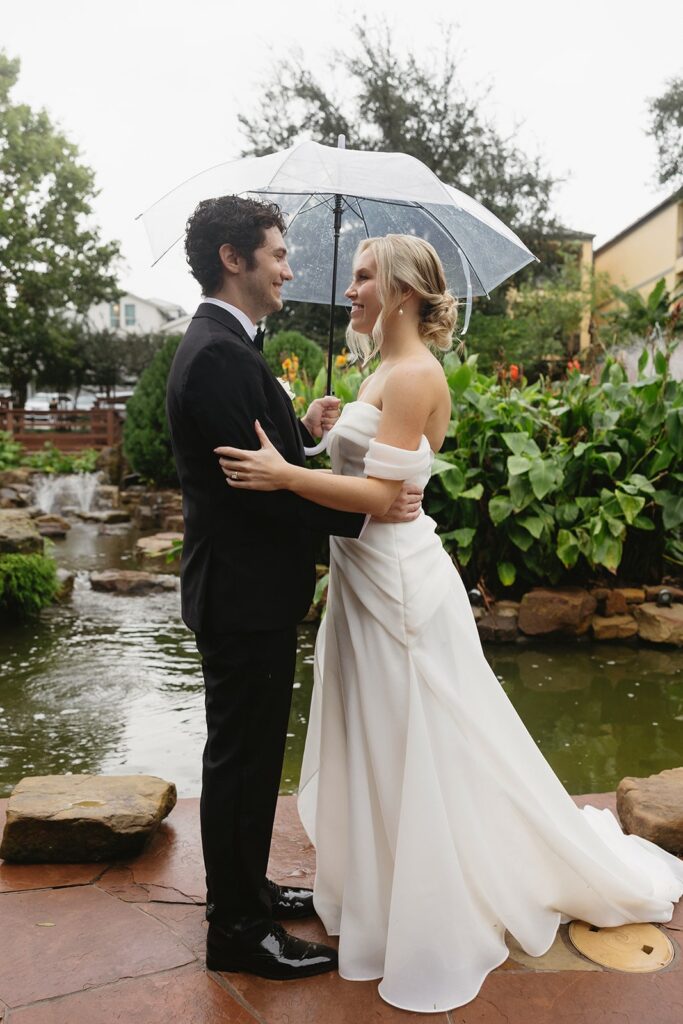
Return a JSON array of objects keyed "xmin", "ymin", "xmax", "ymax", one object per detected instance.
[{"xmin": 185, "ymin": 195, "xmax": 286, "ymax": 295}]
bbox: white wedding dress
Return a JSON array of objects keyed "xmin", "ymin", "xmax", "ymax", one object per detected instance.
[{"xmin": 297, "ymin": 401, "xmax": 683, "ymax": 1013}]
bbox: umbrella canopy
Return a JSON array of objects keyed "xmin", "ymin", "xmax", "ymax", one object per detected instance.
[{"xmin": 138, "ymin": 139, "xmax": 536, "ymax": 312}]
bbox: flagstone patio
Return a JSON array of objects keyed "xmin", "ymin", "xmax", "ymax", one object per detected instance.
[{"xmin": 1, "ymin": 792, "xmax": 682, "ymax": 1024}]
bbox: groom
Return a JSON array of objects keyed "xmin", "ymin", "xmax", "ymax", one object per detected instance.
[{"xmin": 166, "ymin": 195, "xmax": 421, "ymax": 980}]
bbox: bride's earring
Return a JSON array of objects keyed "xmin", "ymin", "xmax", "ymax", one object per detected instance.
[{"xmin": 398, "ymin": 306, "xmax": 404, "ymax": 316}]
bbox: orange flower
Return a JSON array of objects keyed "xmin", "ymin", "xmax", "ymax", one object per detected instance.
[
  {"xmin": 509, "ymin": 364, "xmax": 520, "ymax": 382},
  {"xmin": 335, "ymin": 353, "xmax": 347, "ymax": 369}
]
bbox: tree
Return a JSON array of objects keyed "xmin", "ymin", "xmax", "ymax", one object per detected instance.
[
  {"xmin": 0, "ymin": 52, "xmax": 120, "ymax": 405},
  {"xmin": 123, "ymin": 335, "xmax": 181, "ymax": 486},
  {"xmin": 647, "ymin": 76, "xmax": 683, "ymax": 189},
  {"xmin": 239, "ymin": 26, "xmax": 564, "ymax": 337}
]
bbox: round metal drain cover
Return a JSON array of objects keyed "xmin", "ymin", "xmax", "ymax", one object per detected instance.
[{"xmin": 568, "ymin": 921, "xmax": 674, "ymax": 972}]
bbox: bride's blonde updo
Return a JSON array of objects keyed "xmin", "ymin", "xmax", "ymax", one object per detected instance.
[{"xmin": 346, "ymin": 234, "xmax": 458, "ymax": 364}]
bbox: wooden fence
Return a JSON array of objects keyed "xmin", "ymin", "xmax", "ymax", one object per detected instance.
[{"xmin": 0, "ymin": 407, "xmax": 123, "ymax": 451}]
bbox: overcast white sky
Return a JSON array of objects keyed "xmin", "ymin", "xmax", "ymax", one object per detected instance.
[{"xmin": 4, "ymin": 0, "xmax": 683, "ymax": 314}]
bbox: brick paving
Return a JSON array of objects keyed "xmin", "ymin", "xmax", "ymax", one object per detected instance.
[{"xmin": 1, "ymin": 793, "xmax": 681, "ymax": 1024}]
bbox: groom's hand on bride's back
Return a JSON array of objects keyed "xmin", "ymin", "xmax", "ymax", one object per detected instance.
[{"xmin": 373, "ymin": 483, "xmax": 423, "ymax": 523}]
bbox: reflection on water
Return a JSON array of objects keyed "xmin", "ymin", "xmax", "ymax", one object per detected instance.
[{"xmin": 1, "ymin": 521, "xmax": 682, "ymax": 798}]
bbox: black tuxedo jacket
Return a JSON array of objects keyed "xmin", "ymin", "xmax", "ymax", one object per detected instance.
[{"xmin": 166, "ymin": 302, "xmax": 364, "ymax": 633}]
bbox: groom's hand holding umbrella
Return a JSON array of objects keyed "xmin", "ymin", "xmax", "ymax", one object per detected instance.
[{"xmin": 301, "ymin": 396, "xmax": 342, "ymax": 438}]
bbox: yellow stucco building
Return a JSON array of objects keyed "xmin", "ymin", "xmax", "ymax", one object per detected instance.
[{"xmin": 594, "ymin": 188, "xmax": 683, "ymax": 301}]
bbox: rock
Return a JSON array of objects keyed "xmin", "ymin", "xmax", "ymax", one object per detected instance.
[
  {"xmin": 0, "ymin": 468, "xmax": 34, "ymax": 487},
  {"xmin": 35, "ymin": 513, "xmax": 71, "ymax": 538},
  {"xmin": 518, "ymin": 588, "xmax": 597, "ymax": 637},
  {"xmin": 133, "ymin": 504, "xmax": 158, "ymax": 531},
  {"xmin": 591, "ymin": 613, "xmax": 638, "ymax": 641},
  {"xmin": 617, "ymin": 768, "xmax": 683, "ymax": 854},
  {"xmin": 477, "ymin": 608, "xmax": 519, "ymax": 643},
  {"xmin": 55, "ymin": 568, "xmax": 75, "ymax": 602},
  {"xmin": 95, "ymin": 484, "xmax": 120, "ymax": 509},
  {"xmin": 604, "ymin": 590, "xmax": 628, "ymax": 616},
  {"xmin": 0, "ymin": 510, "xmax": 44, "ymax": 554},
  {"xmin": 90, "ymin": 569, "xmax": 178, "ymax": 595},
  {"xmin": 0, "ymin": 486, "xmax": 27, "ymax": 508},
  {"xmin": 136, "ymin": 532, "xmax": 183, "ymax": 572},
  {"xmin": 162, "ymin": 513, "xmax": 184, "ymax": 533},
  {"xmin": 615, "ymin": 587, "xmax": 646, "ymax": 604},
  {"xmin": 79, "ymin": 509, "xmax": 131, "ymax": 524},
  {"xmin": 95, "ymin": 444, "xmax": 123, "ymax": 485},
  {"xmin": 644, "ymin": 585, "xmax": 683, "ymax": 603},
  {"xmin": 633, "ymin": 603, "xmax": 683, "ymax": 646},
  {"xmin": 0, "ymin": 774, "xmax": 177, "ymax": 863}
]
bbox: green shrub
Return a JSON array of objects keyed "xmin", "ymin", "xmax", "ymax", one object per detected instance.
[
  {"xmin": 426, "ymin": 341, "xmax": 683, "ymax": 592},
  {"xmin": 263, "ymin": 331, "xmax": 324, "ymax": 381},
  {"xmin": 0, "ymin": 554, "xmax": 59, "ymax": 618},
  {"xmin": 0, "ymin": 431, "xmax": 22, "ymax": 471},
  {"xmin": 23, "ymin": 443, "xmax": 98, "ymax": 474},
  {"xmin": 123, "ymin": 334, "xmax": 181, "ymax": 487}
]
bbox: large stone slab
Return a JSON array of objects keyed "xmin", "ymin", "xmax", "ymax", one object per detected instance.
[
  {"xmin": 35, "ymin": 514, "xmax": 70, "ymax": 538},
  {"xmin": 90, "ymin": 569, "xmax": 178, "ymax": 595},
  {"xmin": 0, "ymin": 510, "xmax": 43, "ymax": 554},
  {"xmin": 0, "ymin": 775, "xmax": 177, "ymax": 864},
  {"xmin": 477, "ymin": 606, "xmax": 519, "ymax": 643},
  {"xmin": 518, "ymin": 587, "xmax": 597, "ymax": 636},
  {"xmin": 136, "ymin": 532, "xmax": 183, "ymax": 572},
  {"xmin": 591, "ymin": 613, "xmax": 638, "ymax": 640},
  {"xmin": 7, "ymin": 967, "xmax": 255, "ymax": 1024},
  {"xmin": 0, "ymin": 885, "xmax": 193, "ymax": 1007},
  {"xmin": 617, "ymin": 767, "xmax": 683, "ymax": 853},
  {"xmin": 633, "ymin": 602, "xmax": 683, "ymax": 646}
]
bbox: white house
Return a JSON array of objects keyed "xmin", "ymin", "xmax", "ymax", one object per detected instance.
[{"xmin": 87, "ymin": 292, "xmax": 186, "ymax": 336}]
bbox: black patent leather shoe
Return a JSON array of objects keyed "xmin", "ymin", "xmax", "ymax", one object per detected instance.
[
  {"xmin": 206, "ymin": 920, "xmax": 338, "ymax": 979},
  {"xmin": 268, "ymin": 879, "xmax": 316, "ymax": 920}
]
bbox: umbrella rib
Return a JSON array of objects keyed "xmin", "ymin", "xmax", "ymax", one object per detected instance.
[
  {"xmin": 417, "ymin": 203, "xmax": 489, "ymax": 299},
  {"xmin": 350, "ymin": 197, "xmax": 371, "ymax": 237}
]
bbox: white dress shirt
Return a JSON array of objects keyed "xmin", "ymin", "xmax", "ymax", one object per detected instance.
[{"xmin": 203, "ymin": 297, "xmax": 257, "ymax": 341}]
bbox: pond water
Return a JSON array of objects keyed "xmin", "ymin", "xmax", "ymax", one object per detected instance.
[{"xmin": 1, "ymin": 520, "xmax": 682, "ymax": 798}]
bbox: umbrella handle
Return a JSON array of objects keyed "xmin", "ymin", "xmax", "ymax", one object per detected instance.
[{"xmin": 303, "ymin": 431, "xmax": 329, "ymax": 457}]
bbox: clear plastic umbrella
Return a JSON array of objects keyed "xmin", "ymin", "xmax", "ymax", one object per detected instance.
[{"xmin": 138, "ymin": 137, "xmax": 536, "ymax": 450}]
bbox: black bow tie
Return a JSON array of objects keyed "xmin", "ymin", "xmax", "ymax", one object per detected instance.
[{"xmin": 253, "ymin": 327, "xmax": 265, "ymax": 352}]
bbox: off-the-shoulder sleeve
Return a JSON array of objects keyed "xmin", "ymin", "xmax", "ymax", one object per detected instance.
[{"xmin": 363, "ymin": 436, "xmax": 432, "ymax": 480}]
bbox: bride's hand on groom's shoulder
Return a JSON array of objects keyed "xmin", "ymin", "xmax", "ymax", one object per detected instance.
[
  {"xmin": 214, "ymin": 422, "xmax": 293, "ymax": 491},
  {"xmin": 301, "ymin": 396, "xmax": 341, "ymax": 439}
]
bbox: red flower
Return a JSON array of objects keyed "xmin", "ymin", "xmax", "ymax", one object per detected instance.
[{"xmin": 509, "ymin": 364, "xmax": 520, "ymax": 382}]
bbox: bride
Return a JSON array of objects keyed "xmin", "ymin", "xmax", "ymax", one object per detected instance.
[{"xmin": 214, "ymin": 234, "xmax": 683, "ymax": 1013}]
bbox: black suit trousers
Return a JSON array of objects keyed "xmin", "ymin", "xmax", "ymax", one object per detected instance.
[{"xmin": 195, "ymin": 624, "xmax": 298, "ymax": 926}]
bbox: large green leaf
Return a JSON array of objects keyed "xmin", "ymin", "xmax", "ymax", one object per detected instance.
[
  {"xmin": 556, "ymin": 529, "xmax": 580, "ymax": 568},
  {"xmin": 517, "ymin": 514, "xmax": 544, "ymax": 538},
  {"xmin": 665, "ymin": 407, "xmax": 683, "ymax": 455},
  {"xmin": 439, "ymin": 465, "xmax": 466, "ymax": 499},
  {"xmin": 529, "ymin": 459, "xmax": 563, "ymax": 500},
  {"xmin": 655, "ymin": 490, "xmax": 683, "ymax": 530},
  {"xmin": 615, "ymin": 490, "xmax": 646, "ymax": 525},
  {"xmin": 591, "ymin": 526, "xmax": 623, "ymax": 573},
  {"xmin": 497, "ymin": 561, "xmax": 516, "ymax": 586},
  {"xmin": 508, "ymin": 523, "xmax": 535, "ymax": 551},
  {"xmin": 502, "ymin": 433, "xmax": 541, "ymax": 458},
  {"xmin": 447, "ymin": 363, "xmax": 473, "ymax": 399},
  {"xmin": 507, "ymin": 455, "xmax": 532, "ymax": 476},
  {"xmin": 460, "ymin": 483, "xmax": 484, "ymax": 500},
  {"xmin": 431, "ymin": 456, "xmax": 459, "ymax": 476},
  {"xmin": 489, "ymin": 495, "xmax": 514, "ymax": 525}
]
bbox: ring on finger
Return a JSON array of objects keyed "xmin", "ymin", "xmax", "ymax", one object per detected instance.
[{"xmin": 231, "ymin": 472, "xmax": 240, "ymax": 481}]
